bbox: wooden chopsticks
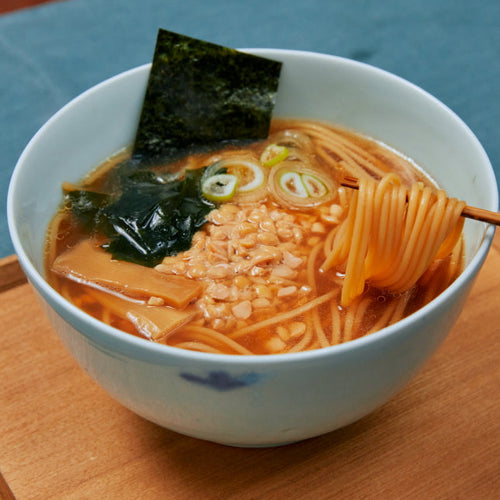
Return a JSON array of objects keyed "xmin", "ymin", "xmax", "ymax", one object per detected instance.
[{"xmin": 340, "ymin": 176, "xmax": 500, "ymax": 226}]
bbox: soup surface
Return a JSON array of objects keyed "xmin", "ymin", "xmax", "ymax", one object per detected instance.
[{"xmin": 45, "ymin": 119, "xmax": 464, "ymax": 355}]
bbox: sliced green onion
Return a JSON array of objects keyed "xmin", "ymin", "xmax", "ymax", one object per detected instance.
[
  {"xmin": 269, "ymin": 162, "xmax": 337, "ymax": 209},
  {"xmin": 205, "ymin": 158, "xmax": 268, "ymax": 203},
  {"xmin": 302, "ymin": 173, "xmax": 328, "ymax": 197},
  {"xmin": 260, "ymin": 144, "xmax": 290, "ymax": 167},
  {"xmin": 237, "ymin": 161, "xmax": 265, "ymax": 192},
  {"xmin": 279, "ymin": 171, "xmax": 309, "ymax": 198},
  {"xmin": 201, "ymin": 173, "xmax": 238, "ymax": 202}
]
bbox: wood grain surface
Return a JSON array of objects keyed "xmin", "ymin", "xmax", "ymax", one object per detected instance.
[{"xmin": 0, "ymin": 232, "xmax": 499, "ymax": 499}]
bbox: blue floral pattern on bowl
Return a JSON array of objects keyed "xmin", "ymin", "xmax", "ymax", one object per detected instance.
[{"xmin": 180, "ymin": 370, "xmax": 261, "ymax": 391}]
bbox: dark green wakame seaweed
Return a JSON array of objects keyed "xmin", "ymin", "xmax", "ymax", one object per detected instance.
[
  {"xmin": 132, "ymin": 29, "xmax": 282, "ymax": 163},
  {"xmin": 65, "ymin": 161, "xmax": 219, "ymax": 267}
]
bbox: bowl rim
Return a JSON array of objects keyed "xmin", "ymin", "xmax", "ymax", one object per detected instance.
[{"xmin": 7, "ymin": 49, "xmax": 499, "ymax": 366}]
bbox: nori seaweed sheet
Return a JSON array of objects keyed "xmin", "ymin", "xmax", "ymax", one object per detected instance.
[
  {"xmin": 64, "ymin": 30, "xmax": 283, "ymax": 267},
  {"xmin": 132, "ymin": 29, "xmax": 282, "ymax": 163}
]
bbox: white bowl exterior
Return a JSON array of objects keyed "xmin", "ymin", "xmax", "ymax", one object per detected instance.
[{"xmin": 8, "ymin": 50, "xmax": 497, "ymax": 446}]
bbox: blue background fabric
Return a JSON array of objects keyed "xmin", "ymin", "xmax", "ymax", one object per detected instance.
[{"xmin": 1, "ymin": 0, "xmax": 499, "ymax": 257}]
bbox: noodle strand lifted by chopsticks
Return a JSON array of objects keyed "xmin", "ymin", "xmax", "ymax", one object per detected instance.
[{"xmin": 321, "ymin": 173, "xmax": 465, "ymax": 306}]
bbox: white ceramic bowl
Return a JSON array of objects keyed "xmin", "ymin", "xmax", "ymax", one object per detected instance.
[{"xmin": 7, "ymin": 49, "xmax": 497, "ymax": 447}]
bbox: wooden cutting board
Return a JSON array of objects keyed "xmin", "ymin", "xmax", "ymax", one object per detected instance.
[{"xmin": 1, "ymin": 234, "xmax": 499, "ymax": 499}]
